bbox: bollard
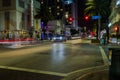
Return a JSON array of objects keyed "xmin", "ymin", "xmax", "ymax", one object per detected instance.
[{"xmin": 109, "ymin": 48, "xmax": 120, "ymax": 80}]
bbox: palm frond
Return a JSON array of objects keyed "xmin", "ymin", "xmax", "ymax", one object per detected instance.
[{"xmin": 84, "ymin": 0, "xmax": 111, "ymax": 18}]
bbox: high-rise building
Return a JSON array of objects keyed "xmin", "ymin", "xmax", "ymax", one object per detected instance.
[
  {"xmin": 0, "ymin": 0, "xmax": 40, "ymax": 39},
  {"xmin": 109, "ymin": 0, "xmax": 120, "ymax": 35},
  {"xmin": 40, "ymin": 0, "xmax": 64, "ymax": 20}
]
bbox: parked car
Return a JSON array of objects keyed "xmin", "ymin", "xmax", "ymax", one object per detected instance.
[{"xmin": 52, "ymin": 34, "xmax": 66, "ymax": 42}]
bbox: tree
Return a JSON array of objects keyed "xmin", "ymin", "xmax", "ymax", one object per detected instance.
[{"xmin": 84, "ymin": 0, "xmax": 111, "ymax": 39}]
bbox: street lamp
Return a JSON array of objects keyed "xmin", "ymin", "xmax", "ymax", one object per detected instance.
[{"xmin": 31, "ymin": 0, "xmax": 34, "ymax": 27}]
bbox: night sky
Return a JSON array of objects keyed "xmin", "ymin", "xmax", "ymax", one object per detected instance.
[
  {"xmin": 77, "ymin": 0, "xmax": 86, "ymax": 27},
  {"xmin": 77, "ymin": 0, "xmax": 111, "ymax": 31}
]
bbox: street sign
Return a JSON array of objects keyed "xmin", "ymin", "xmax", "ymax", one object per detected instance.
[
  {"xmin": 62, "ymin": 0, "xmax": 73, "ymax": 4},
  {"xmin": 92, "ymin": 15, "xmax": 101, "ymax": 20}
]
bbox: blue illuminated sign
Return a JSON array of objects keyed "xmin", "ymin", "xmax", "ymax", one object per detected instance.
[
  {"xmin": 92, "ymin": 15, "xmax": 101, "ymax": 20},
  {"xmin": 62, "ymin": 0, "xmax": 73, "ymax": 4}
]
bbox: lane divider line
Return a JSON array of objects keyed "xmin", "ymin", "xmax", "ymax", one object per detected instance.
[
  {"xmin": 0, "ymin": 65, "xmax": 67, "ymax": 77},
  {"xmin": 99, "ymin": 46, "xmax": 109, "ymax": 65}
]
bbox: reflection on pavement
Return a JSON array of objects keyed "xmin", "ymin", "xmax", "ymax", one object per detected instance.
[{"xmin": 51, "ymin": 43, "xmax": 66, "ymax": 63}]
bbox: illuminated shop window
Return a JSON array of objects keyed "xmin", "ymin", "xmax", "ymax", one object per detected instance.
[{"xmin": 57, "ymin": 0, "xmax": 60, "ymax": 2}]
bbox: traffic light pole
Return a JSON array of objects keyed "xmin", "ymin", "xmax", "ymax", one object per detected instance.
[{"xmin": 98, "ymin": 16, "xmax": 101, "ymax": 39}]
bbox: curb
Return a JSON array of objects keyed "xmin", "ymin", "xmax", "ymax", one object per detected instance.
[{"xmin": 61, "ymin": 65, "xmax": 109, "ymax": 80}]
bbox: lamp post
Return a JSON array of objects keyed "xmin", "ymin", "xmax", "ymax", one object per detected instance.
[{"xmin": 31, "ymin": 0, "xmax": 34, "ymax": 27}]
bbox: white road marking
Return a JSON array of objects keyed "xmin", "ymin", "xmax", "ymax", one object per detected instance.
[
  {"xmin": 67, "ymin": 65, "xmax": 107, "ymax": 75},
  {"xmin": 0, "ymin": 42, "xmax": 109, "ymax": 78},
  {"xmin": 0, "ymin": 65, "xmax": 67, "ymax": 77},
  {"xmin": 99, "ymin": 46, "xmax": 109, "ymax": 65},
  {"xmin": 64, "ymin": 46, "xmax": 109, "ymax": 79}
]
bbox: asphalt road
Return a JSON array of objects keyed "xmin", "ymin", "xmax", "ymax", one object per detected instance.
[{"xmin": 0, "ymin": 39, "xmax": 108, "ymax": 80}]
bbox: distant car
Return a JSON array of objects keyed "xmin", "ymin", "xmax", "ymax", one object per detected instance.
[
  {"xmin": 109, "ymin": 37, "xmax": 117, "ymax": 44},
  {"xmin": 52, "ymin": 34, "xmax": 66, "ymax": 42}
]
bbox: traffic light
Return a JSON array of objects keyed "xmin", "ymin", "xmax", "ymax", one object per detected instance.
[
  {"xmin": 84, "ymin": 16, "xmax": 89, "ymax": 20},
  {"xmin": 114, "ymin": 27, "xmax": 118, "ymax": 31},
  {"xmin": 68, "ymin": 16, "xmax": 73, "ymax": 22},
  {"xmin": 66, "ymin": 16, "xmax": 73, "ymax": 24}
]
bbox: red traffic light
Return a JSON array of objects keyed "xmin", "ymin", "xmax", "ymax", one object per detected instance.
[
  {"xmin": 69, "ymin": 17, "xmax": 73, "ymax": 21},
  {"xmin": 68, "ymin": 16, "xmax": 73, "ymax": 22},
  {"xmin": 84, "ymin": 16, "xmax": 89, "ymax": 20}
]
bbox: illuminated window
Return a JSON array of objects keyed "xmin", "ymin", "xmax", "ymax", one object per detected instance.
[
  {"xmin": 41, "ymin": 1, "xmax": 44, "ymax": 4},
  {"xmin": 57, "ymin": 12, "xmax": 60, "ymax": 15},
  {"xmin": 57, "ymin": 6, "xmax": 60, "ymax": 9},
  {"xmin": 49, "ymin": 7, "xmax": 51, "ymax": 10},
  {"xmin": 49, "ymin": 10, "xmax": 51, "ymax": 13},
  {"xmin": 60, "ymin": 9, "xmax": 63, "ymax": 11},
  {"xmin": 57, "ymin": 0, "xmax": 60, "ymax": 2}
]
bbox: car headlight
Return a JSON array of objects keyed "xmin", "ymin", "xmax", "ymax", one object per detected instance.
[
  {"xmin": 53, "ymin": 37, "xmax": 56, "ymax": 40},
  {"xmin": 59, "ymin": 37, "xmax": 63, "ymax": 40}
]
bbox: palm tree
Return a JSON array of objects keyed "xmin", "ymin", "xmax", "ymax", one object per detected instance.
[{"xmin": 84, "ymin": 0, "xmax": 111, "ymax": 39}]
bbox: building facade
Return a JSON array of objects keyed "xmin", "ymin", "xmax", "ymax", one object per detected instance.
[
  {"xmin": 40, "ymin": 0, "xmax": 64, "ymax": 20},
  {"xmin": 0, "ymin": 0, "xmax": 40, "ymax": 39},
  {"xmin": 39, "ymin": 0, "xmax": 78, "ymax": 35},
  {"xmin": 109, "ymin": 0, "xmax": 120, "ymax": 36}
]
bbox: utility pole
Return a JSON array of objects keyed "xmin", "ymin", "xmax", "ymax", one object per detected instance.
[
  {"xmin": 72, "ymin": 0, "xmax": 78, "ymax": 28},
  {"xmin": 31, "ymin": 0, "xmax": 34, "ymax": 27}
]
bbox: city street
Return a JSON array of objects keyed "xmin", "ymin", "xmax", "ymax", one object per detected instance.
[
  {"xmin": 0, "ymin": 0, "xmax": 118, "ymax": 80},
  {"xmin": 0, "ymin": 39, "xmax": 108, "ymax": 80}
]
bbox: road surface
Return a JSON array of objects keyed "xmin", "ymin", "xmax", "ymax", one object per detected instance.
[{"xmin": 0, "ymin": 39, "xmax": 108, "ymax": 80}]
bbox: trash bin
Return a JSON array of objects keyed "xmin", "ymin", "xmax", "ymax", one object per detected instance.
[{"xmin": 109, "ymin": 48, "xmax": 120, "ymax": 80}]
